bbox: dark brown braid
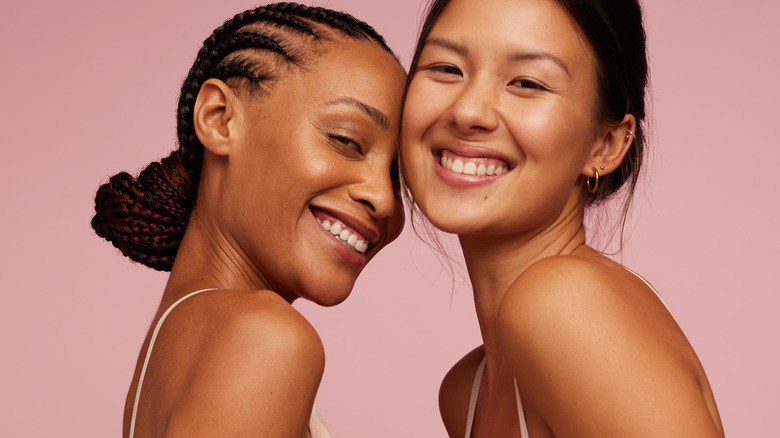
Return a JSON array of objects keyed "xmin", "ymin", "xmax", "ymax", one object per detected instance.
[{"xmin": 92, "ymin": 2, "xmax": 396, "ymax": 271}]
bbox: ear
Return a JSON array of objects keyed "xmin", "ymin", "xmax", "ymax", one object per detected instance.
[
  {"xmin": 193, "ymin": 78, "xmax": 241, "ymax": 157},
  {"xmin": 582, "ymin": 114, "xmax": 636, "ymax": 177}
]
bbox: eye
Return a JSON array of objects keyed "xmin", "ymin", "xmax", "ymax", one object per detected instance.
[
  {"xmin": 426, "ymin": 64, "xmax": 463, "ymax": 77},
  {"xmin": 510, "ymin": 78, "xmax": 548, "ymax": 91},
  {"xmin": 329, "ymin": 135, "xmax": 362, "ymax": 155}
]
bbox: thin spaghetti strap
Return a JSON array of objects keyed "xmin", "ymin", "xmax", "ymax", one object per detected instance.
[
  {"xmin": 309, "ymin": 405, "xmax": 333, "ymax": 438},
  {"xmin": 128, "ymin": 288, "xmax": 217, "ymax": 438},
  {"xmin": 513, "ymin": 379, "xmax": 530, "ymax": 438},
  {"xmin": 464, "ymin": 357, "xmax": 487, "ymax": 438},
  {"xmin": 623, "ymin": 267, "xmax": 671, "ymax": 312}
]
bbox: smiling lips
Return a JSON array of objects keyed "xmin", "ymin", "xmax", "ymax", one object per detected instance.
[
  {"xmin": 317, "ymin": 217, "xmax": 370, "ymax": 253},
  {"xmin": 439, "ymin": 149, "xmax": 510, "ymax": 176}
]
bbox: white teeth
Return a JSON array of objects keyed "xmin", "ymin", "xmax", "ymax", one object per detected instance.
[
  {"xmin": 451, "ymin": 159, "xmax": 464, "ymax": 173},
  {"xmin": 355, "ymin": 240, "xmax": 367, "ymax": 253},
  {"xmin": 317, "ymin": 216, "xmax": 369, "ymax": 254},
  {"xmin": 440, "ymin": 152, "xmax": 509, "ymax": 176}
]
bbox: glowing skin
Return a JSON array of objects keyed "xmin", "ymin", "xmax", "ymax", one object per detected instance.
[
  {"xmin": 122, "ymin": 15, "xmax": 410, "ymax": 438},
  {"xmin": 203, "ymin": 40, "xmax": 406, "ymax": 306},
  {"xmin": 402, "ymin": 0, "xmax": 601, "ymax": 238},
  {"xmin": 401, "ymin": 1, "xmax": 724, "ymax": 437}
]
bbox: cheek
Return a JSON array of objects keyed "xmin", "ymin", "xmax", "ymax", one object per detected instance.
[
  {"xmin": 402, "ymin": 77, "xmax": 443, "ymax": 139},
  {"xmin": 401, "ymin": 79, "xmax": 442, "ymax": 187},
  {"xmin": 505, "ymin": 100, "xmax": 594, "ymax": 164}
]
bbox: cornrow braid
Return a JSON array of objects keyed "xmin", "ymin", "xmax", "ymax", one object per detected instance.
[
  {"xmin": 92, "ymin": 2, "xmax": 397, "ymax": 271},
  {"xmin": 177, "ymin": 2, "xmax": 395, "ymax": 181}
]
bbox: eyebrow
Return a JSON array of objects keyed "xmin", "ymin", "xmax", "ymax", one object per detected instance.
[
  {"xmin": 509, "ymin": 51, "xmax": 571, "ymax": 78},
  {"xmin": 424, "ymin": 37, "xmax": 468, "ymax": 57},
  {"xmin": 328, "ymin": 97, "xmax": 389, "ymax": 130},
  {"xmin": 424, "ymin": 37, "xmax": 571, "ymax": 78}
]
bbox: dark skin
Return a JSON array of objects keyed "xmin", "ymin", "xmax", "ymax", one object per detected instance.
[{"xmin": 124, "ymin": 38, "xmax": 406, "ymax": 437}]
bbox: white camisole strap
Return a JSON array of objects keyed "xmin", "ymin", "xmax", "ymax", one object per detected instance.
[
  {"xmin": 129, "ymin": 288, "xmax": 217, "ymax": 438},
  {"xmin": 624, "ymin": 267, "xmax": 671, "ymax": 311},
  {"xmin": 461, "ymin": 268, "xmax": 663, "ymax": 438},
  {"xmin": 309, "ymin": 405, "xmax": 334, "ymax": 438},
  {"xmin": 513, "ymin": 379, "xmax": 530, "ymax": 438},
  {"xmin": 464, "ymin": 357, "xmax": 529, "ymax": 438},
  {"xmin": 127, "ymin": 288, "xmax": 332, "ymax": 438},
  {"xmin": 464, "ymin": 357, "xmax": 486, "ymax": 437}
]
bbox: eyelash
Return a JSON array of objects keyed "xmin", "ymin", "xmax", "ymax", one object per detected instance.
[
  {"xmin": 329, "ymin": 135, "xmax": 400, "ymax": 186},
  {"xmin": 427, "ymin": 64, "xmax": 462, "ymax": 76},
  {"xmin": 510, "ymin": 78, "xmax": 548, "ymax": 91},
  {"xmin": 425, "ymin": 64, "xmax": 548, "ymax": 93},
  {"xmin": 329, "ymin": 135, "xmax": 362, "ymax": 155}
]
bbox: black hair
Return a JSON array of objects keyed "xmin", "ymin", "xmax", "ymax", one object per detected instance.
[{"xmin": 92, "ymin": 2, "xmax": 396, "ymax": 271}]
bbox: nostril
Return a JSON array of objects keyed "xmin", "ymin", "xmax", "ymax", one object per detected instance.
[{"xmin": 359, "ymin": 199, "xmax": 375, "ymax": 212}]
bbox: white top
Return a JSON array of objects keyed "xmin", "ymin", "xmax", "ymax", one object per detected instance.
[
  {"xmin": 128, "ymin": 288, "xmax": 332, "ymax": 438},
  {"xmin": 464, "ymin": 356, "xmax": 529, "ymax": 438},
  {"xmin": 462, "ymin": 268, "xmax": 667, "ymax": 438}
]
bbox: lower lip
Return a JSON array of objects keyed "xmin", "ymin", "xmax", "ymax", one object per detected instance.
[
  {"xmin": 310, "ymin": 209, "xmax": 367, "ymax": 270},
  {"xmin": 433, "ymin": 154, "xmax": 506, "ymax": 187}
]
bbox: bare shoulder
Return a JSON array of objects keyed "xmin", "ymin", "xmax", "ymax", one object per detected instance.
[
  {"xmin": 164, "ymin": 289, "xmax": 324, "ymax": 436},
  {"xmin": 497, "ymin": 253, "xmax": 669, "ymax": 339},
  {"xmin": 496, "ymin": 255, "xmax": 723, "ymax": 437},
  {"xmin": 191, "ymin": 288, "xmax": 325, "ymax": 390},
  {"xmin": 439, "ymin": 345, "xmax": 485, "ymax": 438},
  {"xmin": 210, "ymin": 289, "xmax": 325, "ymax": 361}
]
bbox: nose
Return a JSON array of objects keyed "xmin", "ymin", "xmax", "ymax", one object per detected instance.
[
  {"xmin": 448, "ymin": 78, "xmax": 499, "ymax": 134},
  {"xmin": 348, "ymin": 161, "xmax": 399, "ymax": 220}
]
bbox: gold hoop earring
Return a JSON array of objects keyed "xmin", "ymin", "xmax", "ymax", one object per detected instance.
[
  {"xmin": 586, "ymin": 167, "xmax": 599, "ymax": 193},
  {"xmin": 626, "ymin": 129, "xmax": 636, "ymax": 140}
]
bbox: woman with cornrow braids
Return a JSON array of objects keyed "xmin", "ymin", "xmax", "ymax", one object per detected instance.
[{"xmin": 91, "ymin": 3, "xmax": 405, "ymax": 437}]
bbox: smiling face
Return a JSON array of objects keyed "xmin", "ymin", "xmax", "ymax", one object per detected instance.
[
  {"xmin": 402, "ymin": 0, "xmax": 604, "ymax": 237},
  {"xmin": 215, "ymin": 39, "xmax": 406, "ymax": 306}
]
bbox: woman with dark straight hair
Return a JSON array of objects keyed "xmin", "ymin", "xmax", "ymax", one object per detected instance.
[
  {"xmin": 401, "ymin": 0, "xmax": 724, "ymax": 436},
  {"xmin": 92, "ymin": 3, "xmax": 406, "ymax": 436}
]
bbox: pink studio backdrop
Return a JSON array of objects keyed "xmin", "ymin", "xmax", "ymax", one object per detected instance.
[{"xmin": 1, "ymin": 0, "xmax": 777, "ymax": 436}]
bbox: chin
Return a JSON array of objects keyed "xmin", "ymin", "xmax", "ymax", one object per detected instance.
[
  {"xmin": 301, "ymin": 276, "xmax": 358, "ymax": 307},
  {"xmin": 416, "ymin": 204, "xmax": 479, "ymax": 235},
  {"xmin": 312, "ymin": 293, "xmax": 351, "ymax": 308}
]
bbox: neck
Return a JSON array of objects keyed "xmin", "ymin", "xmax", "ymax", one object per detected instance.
[
  {"xmin": 460, "ymin": 204, "xmax": 588, "ymax": 387},
  {"xmin": 161, "ymin": 206, "xmax": 287, "ymax": 309}
]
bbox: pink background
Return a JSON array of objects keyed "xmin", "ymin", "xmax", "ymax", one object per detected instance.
[{"xmin": 1, "ymin": 0, "xmax": 777, "ymax": 436}]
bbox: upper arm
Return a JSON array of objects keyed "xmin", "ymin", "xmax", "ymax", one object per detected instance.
[
  {"xmin": 166, "ymin": 294, "xmax": 325, "ymax": 437},
  {"xmin": 439, "ymin": 346, "xmax": 484, "ymax": 438},
  {"xmin": 439, "ymin": 346, "xmax": 485, "ymax": 437},
  {"xmin": 497, "ymin": 258, "xmax": 721, "ymax": 438}
]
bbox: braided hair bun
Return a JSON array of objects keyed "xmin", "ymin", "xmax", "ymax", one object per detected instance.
[
  {"xmin": 92, "ymin": 152, "xmax": 193, "ymax": 271},
  {"xmin": 91, "ymin": 2, "xmax": 396, "ymax": 271}
]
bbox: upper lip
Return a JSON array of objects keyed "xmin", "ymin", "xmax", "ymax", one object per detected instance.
[
  {"xmin": 433, "ymin": 139, "xmax": 515, "ymax": 165},
  {"xmin": 310, "ymin": 205, "xmax": 381, "ymax": 245}
]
